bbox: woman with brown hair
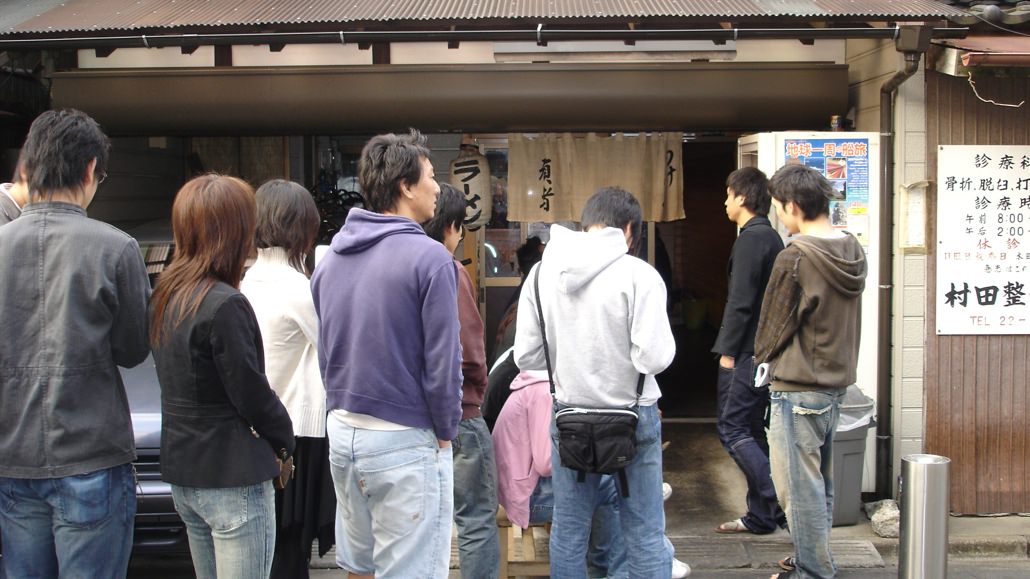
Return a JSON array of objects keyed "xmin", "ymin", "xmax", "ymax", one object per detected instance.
[
  {"xmin": 150, "ymin": 174, "xmax": 295, "ymax": 579},
  {"xmin": 241, "ymin": 179, "xmax": 335, "ymax": 579}
]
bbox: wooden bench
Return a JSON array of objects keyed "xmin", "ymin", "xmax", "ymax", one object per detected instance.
[{"xmin": 496, "ymin": 506, "xmax": 550, "ymax": 578}]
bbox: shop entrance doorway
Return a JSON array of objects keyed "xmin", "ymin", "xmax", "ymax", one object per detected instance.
[{"xmin": 657, "ymin": 140, "xmax": 738, "ymax": 419}]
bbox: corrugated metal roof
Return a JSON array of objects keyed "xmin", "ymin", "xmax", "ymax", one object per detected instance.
[{"xmin": 3, "ymin": 0, "xmax": 970, "ymax": 34}]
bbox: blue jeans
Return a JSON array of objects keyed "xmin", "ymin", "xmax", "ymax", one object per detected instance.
[
  {"xmin": 716, "ymin": 356, "xmax": 786, "ymax": 533},
  {"xmin": 549, "ymin": 403, "xmax": 670, "ymax": 579},
  {"xmin": 769, "ymin": 389, "xmax": 844, "ymax": 579},
  {"xmin": 0, "ymin": 463, "xmax": 135, "ymax": 579},
  {"xmin": 327, "ymin": 416, "xmax": 454, "ymax": 579},
  {"xmin": 528, "ymin": 477, "xmax": 626, "ymax": 579},
  {"xmin": 452, "ymin": 416, "xmax": 500, "ymax": 579},
  {"xmin": 171, "ymin": 480, "xmax": 275, "ymax": 579}
]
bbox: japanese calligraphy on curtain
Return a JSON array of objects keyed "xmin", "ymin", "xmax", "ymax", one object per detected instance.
[{"xmin": 506, "ymin": 132, "xmax": 685, "ymax": 222}]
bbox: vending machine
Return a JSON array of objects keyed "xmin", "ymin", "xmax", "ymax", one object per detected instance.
[{"xmin": 738, "ymin": 131, "xmax": 881, "ymax": 493}]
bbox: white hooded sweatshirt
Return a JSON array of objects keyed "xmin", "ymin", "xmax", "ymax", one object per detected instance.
[{"xmin": 514, "ymin": 224, "xmax": 676, "ymax": 408}]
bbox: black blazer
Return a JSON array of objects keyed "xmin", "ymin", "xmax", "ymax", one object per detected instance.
[
  {"xmin": 153, "ymin": 282, "xmax": 295, "ymax": 488},
  {"xmin": 712, "ymin": 216, "xmax": 784, "ymax": 358}
]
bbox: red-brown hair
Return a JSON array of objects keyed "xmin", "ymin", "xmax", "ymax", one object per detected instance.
[{"xmin": 150, "ymin": 174, "xmax": 256, "ymax": 344}]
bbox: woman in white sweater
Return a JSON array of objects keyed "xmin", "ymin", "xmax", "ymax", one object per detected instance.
[{"xmin": 241, "ymin": 179, "xmax": 334, "ymax": 579}]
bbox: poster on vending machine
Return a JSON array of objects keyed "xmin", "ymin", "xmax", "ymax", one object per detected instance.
[{"xmin": 782, "ymin": 138, "xmax": 872, "ymax": 246}]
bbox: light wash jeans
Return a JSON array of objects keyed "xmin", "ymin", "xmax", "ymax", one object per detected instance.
[
  {"xmin": 769, "ymin": 389, "xmax": 845, "ymax": 579},
  {"xmin": 171, "ymin": 480, "xmax": 275, "ymax": 579},
  {"xmin": 549, "ymin": 403, "xmax": 670, "ymax": 579},
  {"xmin": 0, "ymin": 463, "xmax": 136, "ymax": 579},
  {"xmin": 452, "ymin": 416, "xmax": 500, "ymax": 579},
  {"xmin": 327, "ymin": 415, "xmax": 454, "ymax": 579}
]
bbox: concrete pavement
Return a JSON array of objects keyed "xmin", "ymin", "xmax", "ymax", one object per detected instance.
[
  {"xmin": 124, "ymin": 421, "xmax": 1028, "ymax": 577},
  {"xmin": 659, "ymin": 421, "xmax": 1029, "ymax": 569},
  {"xmin": 305, "ymin": 421, "xmax": 1029, "ymax": 574}
]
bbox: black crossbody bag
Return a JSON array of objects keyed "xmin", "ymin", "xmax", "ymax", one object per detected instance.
[{"xmin": 533, "ymin": 267, "xmax": 644, "ymax": 497}]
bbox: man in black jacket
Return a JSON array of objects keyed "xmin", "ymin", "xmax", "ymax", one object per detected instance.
[{"xmin": 711, "ymin": 167, "xmax": 787, "ymax": 535}]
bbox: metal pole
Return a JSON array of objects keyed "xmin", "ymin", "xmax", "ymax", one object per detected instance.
[{"xmin": 899, "ymin": 454, "xmax": 950, "ymax": 579}]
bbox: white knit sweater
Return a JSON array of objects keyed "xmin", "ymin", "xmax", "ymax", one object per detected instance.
[{"xmin": 241, "ymin": 247, "xmax": 326, "ymax": 437}]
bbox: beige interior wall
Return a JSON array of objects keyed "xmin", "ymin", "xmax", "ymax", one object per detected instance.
[{"xmin": 846, "ymin": 38, "xmax": 928, "ymax": 495}]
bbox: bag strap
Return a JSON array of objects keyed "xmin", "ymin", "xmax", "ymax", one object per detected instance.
[
  {"xmin": 533, "ymin": 264, "xmax": 645, "ymax": 404},
  {"xmin": 532, "ymin": 265, "xmax": 557, "ymax": 398}
]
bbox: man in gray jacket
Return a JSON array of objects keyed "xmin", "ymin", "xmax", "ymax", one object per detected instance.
[{"xmin": 0, "ymin": 110, "xmax": 151, "ymax": 579}]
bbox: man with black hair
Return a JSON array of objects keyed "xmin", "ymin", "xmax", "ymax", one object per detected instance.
[
  {"xmin": 756, "ymin": 164, "xmax": 866, "ymax": 579},
  {"xmin": 422, "ymin": 182, "xmax": 500, "ymax": 579},
  {"xmin": 0, "ymin": 109, "xmax": 150, "ymax": 578},
  {"xmin": 490, "ymin": 236, "xmax": 544, "ymax": 363},
  {"xmin": 312, "ymin": 130, "xmax": 462, "ymax": 579},
  {"xmin": 515, "ymin": 186, "xmax": 680, "ymax": 578},
  {"xmin": 712, "ymin": 167, "xmax": 787, "ymax": 536}
]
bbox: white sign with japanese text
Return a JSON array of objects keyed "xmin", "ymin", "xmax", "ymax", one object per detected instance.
[{"xmin": 936, "ymin": 145, "xmax": 1030, "ymax": 335}]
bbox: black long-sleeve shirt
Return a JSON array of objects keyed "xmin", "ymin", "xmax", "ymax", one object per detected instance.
[{"xmin": 712, "ymin": 215, "xmax": 784, "ymax": 358}]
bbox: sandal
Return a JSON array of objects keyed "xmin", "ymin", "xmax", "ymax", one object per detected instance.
[
  {"xmin": 778, "ymin": 556, "xmax": 796, "ymax": 571},
  {"xmin": 714, "ymin": 518, "xmax": 751, "ymax": 534}
]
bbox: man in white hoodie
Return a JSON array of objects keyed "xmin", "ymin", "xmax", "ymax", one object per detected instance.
[{"xmin": 514, "ymin": 187, "xmax": 677, "ymax": 579}]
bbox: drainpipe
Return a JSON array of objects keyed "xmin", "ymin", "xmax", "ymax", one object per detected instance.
[{"xmin": 876, "ymin": 25, "xmax": 932, "ymax": 499}]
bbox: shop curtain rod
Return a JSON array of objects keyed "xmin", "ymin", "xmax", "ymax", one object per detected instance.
[{"xmin": 0, "ymin": 25, "xmax": 967, "ymax": 51}]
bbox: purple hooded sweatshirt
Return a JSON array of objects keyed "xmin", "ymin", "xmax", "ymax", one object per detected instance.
[{"xmin": 311, "ymin": 208, "xmax": 463, "ymax": 441}]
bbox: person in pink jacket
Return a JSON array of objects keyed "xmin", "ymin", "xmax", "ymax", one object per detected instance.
[
  {"xmin": 493, "ymin": 371, "xmax": 690, "ymax": 578},
  {"xmin": 492, "ymin": 370, "xmax": 556, "ymax": 529}
]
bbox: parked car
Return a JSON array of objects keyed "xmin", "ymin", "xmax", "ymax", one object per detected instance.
[
  {"xmin": 121, "ymin": 222, "xmax": 189, "ymax": 555},
  {"xmin": 123, "ymin": 355, "xmax": 190, "ymax": 555}
]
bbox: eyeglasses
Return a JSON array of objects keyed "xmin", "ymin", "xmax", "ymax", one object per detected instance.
[{"xmin": 96, "ymin": 171, "xmax": 107, "ymax": 185}]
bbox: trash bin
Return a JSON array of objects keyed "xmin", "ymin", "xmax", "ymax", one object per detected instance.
[{"xmin": 832, "ymin": 384, "xmax": 875, "ymax": 526}]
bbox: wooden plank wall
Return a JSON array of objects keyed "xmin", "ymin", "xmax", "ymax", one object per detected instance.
[
  {"xmin": 925, "ymin": 69, "xmax": 1030, "ymax": 514},
  {"xmin": 87, "ymin": 137, "xmax": 185, "ymax": 228}
]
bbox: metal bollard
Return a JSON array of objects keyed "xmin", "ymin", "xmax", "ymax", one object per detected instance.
[{"xmin": 898, "ymin": 454, "xmax": 950, "ymax": 579}]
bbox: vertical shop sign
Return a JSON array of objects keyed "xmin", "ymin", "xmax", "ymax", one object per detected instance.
[
  {"xmin": 450, "ymin": 149, "xmax": 493, "ymax": 231},
  {"xmin": 783, "ymin": 137, "xmax": 872, "ymax": 246},
  {"xmin": 936, "ymin": 145, "xmax": 1030, "ymax": 335}
]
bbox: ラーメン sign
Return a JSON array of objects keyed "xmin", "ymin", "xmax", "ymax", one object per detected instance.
[
  {"xmin": 449, "ymin": 147, "xmax": 492, "ymax": 231},
  {"xmin": 936, "ymin": 145, "xmax": 1030, "ymax": 335}
]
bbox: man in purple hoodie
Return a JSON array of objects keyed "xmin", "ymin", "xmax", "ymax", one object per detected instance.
[{"xmin": 312, "ymin": 130, "xmax": 463, "ymax": 579}]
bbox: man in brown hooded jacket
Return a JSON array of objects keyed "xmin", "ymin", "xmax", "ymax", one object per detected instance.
[{"xmin": 755, "ymin": 164, "xmax": 867, "ymax": 579}]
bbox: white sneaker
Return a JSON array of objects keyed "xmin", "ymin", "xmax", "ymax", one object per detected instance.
[
  {"xmin": 662, "ymin": 482, "xmax": 673, "ymax": 502},
  {"xmin": 671, "ymin": 557, "xmax": 691, "ymax": 578}
]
